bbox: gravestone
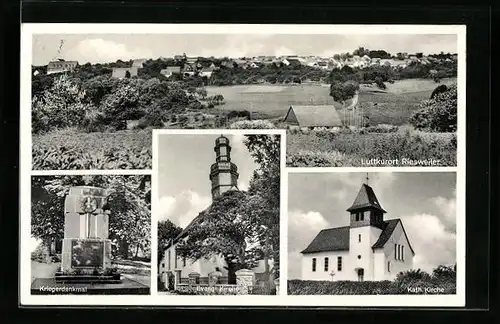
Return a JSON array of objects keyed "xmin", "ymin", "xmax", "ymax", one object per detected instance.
[{"xmin": 55, "ymin": 186, "xmax": 120, "ymax": 283}]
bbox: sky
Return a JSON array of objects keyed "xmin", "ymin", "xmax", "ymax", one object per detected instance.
[
  {"xmin": 32, "ymin": 34, "xmax": 457, "ymax": 66},
  {"xmin": 156, "ymin": 134, "xmax": 259, "ymax": 229},
  {"xmin": 287, "ymin": 172, "xmax": 457, "ymax": 279}
]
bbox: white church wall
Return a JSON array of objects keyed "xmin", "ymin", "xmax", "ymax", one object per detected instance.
[
  {"xmin": 301, "ymin": 251, "xmax": 353, "ymax": 281},
  {"xmin": 348, "ymin": 226, "xmax": 383, "ymax": 281},
  {"xmin": 379, "ymin": 221, "xmax": 414, "ymax": 280}
]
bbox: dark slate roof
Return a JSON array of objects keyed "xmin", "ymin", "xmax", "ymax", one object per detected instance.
[
  {"xmin": 301, "ymin": 226, "xmax": 350, "ymax": 253},
  {"xmin": 346, "ymin": 184, "xmax": 386, "ymax": 213},
  {"xmin": 301, "ymin": 219, "xmax": 415, "ymax": 255},
  {"xmin": 284, "ymin": 105, "xmax": 343, "ymax": 127},
  {"xmin": 372, "ymin": 219, "xmax": 415, "ymax": 255}
]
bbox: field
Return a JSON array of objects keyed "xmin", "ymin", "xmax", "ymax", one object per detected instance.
[
  {"xmin": 286, "ymin": 126, "xmax": 457, "ymax": 167},
  {"xmin": 32, "ymin": 128, "xmax": 152, "ymax": 170},
  {"xmin": 206, "ymin": 78, "xmax": 456, "ymax": 125}
]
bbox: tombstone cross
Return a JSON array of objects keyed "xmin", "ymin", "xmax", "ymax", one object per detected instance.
[{"xmin": 330, "ymin": 271, "xmax": 335, "ymax": 281}]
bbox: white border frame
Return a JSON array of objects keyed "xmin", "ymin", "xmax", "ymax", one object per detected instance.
[{"xmin": 20, "ymin": 23, "xmax": 466, "ymax": 307}]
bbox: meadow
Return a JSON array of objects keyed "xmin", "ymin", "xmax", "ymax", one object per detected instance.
[
  {"xmin": 286, "ymin": 126, "xmax": 457, "ymax": 167},
  {"xmin": 206, "ymin": 78, "xmax": 456, "ymax": 124}
]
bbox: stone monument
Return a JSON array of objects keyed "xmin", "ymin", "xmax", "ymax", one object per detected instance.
[{"xmin": 54, "ymin": 186, "xmax": 120, "ymax": 283}]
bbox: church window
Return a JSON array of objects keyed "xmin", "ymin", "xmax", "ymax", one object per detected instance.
[
  {"xmin": 174, "ymin": 250, "xmax": 178, "ymax": 268},
  {"xmin": 355, "ymin": 213, "xmax": 359, "ymax": 221},
  {"xmin": 358, "ymin": 234, "xmax": 361, "ymax": 242},
  {"xmin": 337, "ymin": 257, "xmax": 342, "ymax": 271},
  {"xmin": 312, "ymin": 258, "xmax": 317, "ymax": 272},
  {"xmin": 183, "ymin": 257, "xmax": 186, "ymax": 267},
  {"xmin": 324, "ymin": 257, "xmax": 329, "ymax": 271},
  {"xmin": 168, "ymin": 251, "xmax": 171, "ymax": 270},
  {"xmin": 394, "ymin": 244, "xmax": 398, "ymax": 260},
  {"xmin": 360, "ymin": 211, "xmax": 364, "ymax": 221},
  {"xmin": 387, "ymin": 261, "xmax": 391, "ymax": 272},
  {"xmin": 402, "ymin": 246, "xmax": 404, "ymax": 261}
]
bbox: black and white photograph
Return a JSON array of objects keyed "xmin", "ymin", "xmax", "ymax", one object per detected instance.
[
  {"xmin": 27, "ymin": 25, "xmax": 463, "ymax": 170},
  {"xmin": 287, "ymin": 172, "xmax": 458, "ymax": 295},
  {"xmin": 155, "ymin": 130, "xmax": 283, "ymax": 295},
  {"xmin": 30, "ymin": 175, "xmax": 151, "ymax": 295}
]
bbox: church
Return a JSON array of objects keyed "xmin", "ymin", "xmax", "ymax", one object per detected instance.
[
  {"xmin": 159, "ymin": 135, "xmax": 272, "ymax": 289},
  {"xmin": 300, "ymin": 180, "xmax": 415, "ymax": 282}
]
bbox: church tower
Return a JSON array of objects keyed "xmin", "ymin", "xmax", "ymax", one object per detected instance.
[
  {"xmin": 209, "ymin": 135, "xmax": 239, "ymax": 199},
  {"xmin": 346, "ymin": 180, "xmax": 387, "ymax": 281},
  {"xmin": 347, "ymin": 183, "xmax": 387, "ymax": 230}
]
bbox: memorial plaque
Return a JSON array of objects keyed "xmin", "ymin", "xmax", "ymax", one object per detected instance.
[{"xmin": 71, "ymin": 239, "xmax": 105, "ymax": 268}]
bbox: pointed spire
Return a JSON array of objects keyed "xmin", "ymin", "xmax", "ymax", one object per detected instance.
[{"xmin": 346, "ymin": 183, "xmax": 386, "ymax": 213}]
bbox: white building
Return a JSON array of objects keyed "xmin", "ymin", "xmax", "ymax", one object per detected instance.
[
  {"xmin": 47, "ymin": 60, "xmax": 78, "ymax": 75},
  {"xmin": 301, "ymin": 182, "xmax": 415, "ymax": 282}
]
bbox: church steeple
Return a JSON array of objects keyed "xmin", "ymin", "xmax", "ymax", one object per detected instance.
[
  {"xmin": 209, "ymin": 135, "xmax": 239, "ymax": 200},
  {"xmin": 347, "ymin": 183, "xmax": 386, "ymax": 229}
]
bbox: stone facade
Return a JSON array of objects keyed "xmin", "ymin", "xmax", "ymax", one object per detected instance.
[
  {"xmin": 61, "ymin": 186, "xmax": 112, "ymax": 273},
  {"xmin": 235, "ymin": 269, "xmax": 255, "ymax": 294}
]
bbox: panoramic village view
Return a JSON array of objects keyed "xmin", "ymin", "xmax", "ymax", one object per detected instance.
[{"xmin": 31, "ymin": 34, "xmax": 458, "ymax": 169}]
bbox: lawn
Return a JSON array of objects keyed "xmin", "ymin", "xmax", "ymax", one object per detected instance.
[{"xmin": 206, "ymin": 78, "xmax": 456, "ymax": 125}]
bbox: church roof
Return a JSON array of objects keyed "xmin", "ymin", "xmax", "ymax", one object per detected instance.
[
  {"xmin": 372, "ymin": 219, "xmax": 415, "ymax": 255},
  {"xmin": 301, "ymin": 219, "xmax": 414, "ymax": 254},
  {"xmin": 301, "ymin": 226, "xmax": 350, "ymax": 253},
  {"xmin": 346, "ymin": 184, "xmax": 386, "ymax": 213}
]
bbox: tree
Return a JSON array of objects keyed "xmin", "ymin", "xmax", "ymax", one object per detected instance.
[
  {"xmin": 176, "ymin": 190, "xmax": 258, "ymax": 284},
  {"xmin": 330, "ymin": 80, "xmax": 359, "ymax": 103},
  {"xmin": 409, "ymin": 83, "xmax": 457, "ymax": 132},
  {"xmin": 32, "ymin": 74, "xmax": 94, "ymax": 134},
  {"xmin": 157, "ymin": 220, "xmax": 183, "ymax": 265},
  {"xmin": 243, "ymin": 135, "xmax": 281, "ymax": 280},
  {"xmin": 353, "ymin": 46, "xmax": 370, "ymax": 57}
]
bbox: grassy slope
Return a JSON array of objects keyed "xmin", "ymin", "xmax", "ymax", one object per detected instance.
[{"xmin": 207, "ymin": 78, "xmax": 456, "ymax": 124}]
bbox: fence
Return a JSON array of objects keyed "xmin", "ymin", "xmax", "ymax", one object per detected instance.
[{"xmin": 169, "ymin": 270, "xmax": 277, "ymax": 295}]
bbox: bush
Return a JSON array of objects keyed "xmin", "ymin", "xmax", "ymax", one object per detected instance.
[
  {"xmin": 31, "ymin": 243, "xmax": 52, "ymax": 263},
  {"xmin": 227, "ymin": 110, "xmax": 251, "ymax": 120},
  {"xmin": 286, "ymin": 150, "xmax": 352, "ymax": 167},
  {"xmin": 229, "ymin": 119, "xmax": 275, "ymax": 129},
  {"xmin": 375, "ymin": 76, "xmax": 387, "ymax": 90},
  {"xmin": 286, "ymin": 126, "xmax": 457, "ymax": 167},
  {"xmin": 32, "ymin": 129, "xmax": 152, "ymax": 170},
  {"xmin": 409, "ymin": 83, "xmax": 457, "ymax": 132}
]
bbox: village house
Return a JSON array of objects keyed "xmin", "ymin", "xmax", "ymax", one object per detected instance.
[
  {"xmin": 111, "ymin": 67, "xmax": 138, "ymax": 79},
  {"xmin": 159, "ymin": 136, "xmax": 273, "ymax": 290},
  {"xmin": 301, "ymin": 182, "xmax": 415, "ymax": 282},
  {"xmin": 160, "ymin": 66, "xmax": 181, "ymax": 78},
  {"xmin": 198, "ymin": 66, "xmax": 215, "ymax": 78},
  {"xmin": 46, "ymin": 59, "xmax": 78, "ymax": 75},
  {"xmin": 132, "ymin": 58, "xmax": 148, "ymax": 68}
]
